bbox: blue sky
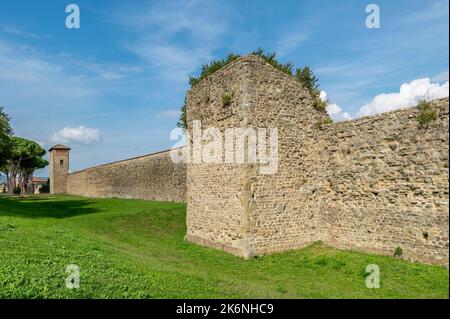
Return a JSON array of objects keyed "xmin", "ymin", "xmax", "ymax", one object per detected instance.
[{"xmin": 0, "ymin": 0, "xmax": 448, "ymax": 177}]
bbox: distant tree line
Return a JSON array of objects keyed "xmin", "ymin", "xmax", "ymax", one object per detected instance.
[
  {"xmin": 178, "ymin": 48, "xmax": 326, "ymax": 129},
  {"xmin": 0, "ymin": 107, "xmax": 48, "ymax": 196}
]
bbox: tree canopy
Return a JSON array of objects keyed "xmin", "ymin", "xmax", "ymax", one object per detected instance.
[
  {"xmin": 1, "ymin": 136, "xmax": 49, "ymax": 195},
  {"xmin": 8, "ymin": 137, "xmax": 48, "ymax": 176},
  {"xmin": 0, "ymin": 107, "xmax": 12, "ymax": 166}
]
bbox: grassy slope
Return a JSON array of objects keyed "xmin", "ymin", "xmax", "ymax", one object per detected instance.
[{"xmin": 0, "ymin": 195, "xmax": 448, "ymax": 299}]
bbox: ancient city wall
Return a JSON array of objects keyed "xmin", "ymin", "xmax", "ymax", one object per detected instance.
[
  {"xmin": 185, "ymin": 56, "xmax": 254, "ymax": 255},
  {"xmin": 66, "ymin": 149, "xmax": 186, "ymax": 203},
  {"xmin": 246, "ymin": 57, "xmax": 332, "ymax": 257},
  {"xmin": 186, "ymin": 55, "xmax": 333, "ymax": 257},
  {"xmin": 319, "ymin": 98, "xmax": 449, "ymax": 264},
  {"xmin": 185, "ymin": 55, "xmax": 449, "ymax": 265},
  {"xmin": 53, "ymin": 55, "xmax": 449, "ymax": 265}
]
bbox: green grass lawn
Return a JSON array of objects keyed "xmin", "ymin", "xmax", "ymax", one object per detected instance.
[{"xmin": 0, "ymin": 195, "xmax": 448, "ymax": 299}]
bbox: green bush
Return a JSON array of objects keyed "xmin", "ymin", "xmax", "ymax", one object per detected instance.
[
  {"xmin": 13, "ymin": 186, "xmax": 21, "ymax": 195},
  {"xmin": 222, "ymin": 94, "xmax": 232, "ymax": 107},
  {"xmin": 40, "ymin": 179, "xmax": 50, "ymax": 193},
  {"xmin": 189, "ymin": 53, "xmax": 241, "ymax": 87},
  {"xmin": 251, "ymin": 48, "xmax": 294, "ymax": 76},
  {"xmin": 394, "ymin": 246, "xmax": 403, "ymax": 258},
  {"xmin": 313, "ymin": 98, "xmax": 327, "ymax": 112},
  {"xmin": 417, "ymin": 100, "xmax": 437, "ymax": 128},
  {"xmin": 322, "ymin": 118, "xmax": 333, "ymax": 125},
  {"xmin": 295, "ymin": 66, "xmax": 319, "ymax": 98},
  {"xmin": 315, "ymin": 117, "xmax": 333, "ymax": 130},
  {"xmin": 179, "ymin": 49, "xmax": 325, "ymax": 128}
]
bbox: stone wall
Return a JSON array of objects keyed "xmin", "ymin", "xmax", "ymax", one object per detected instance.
[
  {"xmin": 185, "ymin": 57, "xmax": 254, "ymax": 255},
  {"xmin": 185, "ymin": 55, "xmax": 332, "ymax": 257},
  {"xmin": 246, "ymin": 57, "xmax": 333, "ymax": 257},
  {"xmin": 66, "ymin": 150, "xmax": 186, "ymax": 203},
  {"xmin": 320, "ymin": 98, "xmax": 449, "ymax": 264},
  {"xmin": 58, "ymin": 54, "xmax": 449, "ymax": 265},
  {"xmin": 185, "ymin": 55, "xmax": 449, "ymax": 265}
]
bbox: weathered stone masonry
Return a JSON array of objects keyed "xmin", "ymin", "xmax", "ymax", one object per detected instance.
[
  {"xmin": 50, "ymin": 55, "xmax": 449, "ymax": 265},
  {"xmin": 65, "ymin": 150, "xmax": 186, "ymax": 203},
  {"xmin": 320, "ymin": 103, "xmax": 449, "ymax": 265},
  {"xmin": 49, "ymin": 144, "xmax": 71, "ymax": 194},
  {"xmin": 185, "ymin": 55, "xmax": 449, "ymax": 265}
]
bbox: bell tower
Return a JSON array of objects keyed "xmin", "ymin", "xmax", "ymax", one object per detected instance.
[{"xmin": 49, "ymin": 144, "xmax": 71, "ymax": 194}]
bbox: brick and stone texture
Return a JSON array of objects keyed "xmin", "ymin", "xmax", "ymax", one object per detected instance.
[
  {"xmin": 49, "ymin": 145, "xmax": 70, "ymax": 194},
  {"xmin": 185, "ymin": 55, "xmax": 332, "ymax": 257},
  {"xmin": 185, "ymin": 55, "xmax": 449, "ymax": 265},
  {"xmin": 66, "ymin": 150, "xmax": 186, "ymax": 203},
  {"xmin": 319, "ymin": 99, "xmax": 449, "ymax": 265},
  {"xmin": 185, "ymin": 57, "xmax": 255, "ymax": 256}
]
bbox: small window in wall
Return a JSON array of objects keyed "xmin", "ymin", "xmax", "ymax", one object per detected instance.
[{"xmin": 60, "ymin": 159, "xmax": 64, "ymax": 166}]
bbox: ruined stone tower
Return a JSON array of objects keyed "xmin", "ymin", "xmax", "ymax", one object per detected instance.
[
  {"xmin": 185, "ymin": 55, "xmax": 331, "ymax": 258},
  {"xmin": 49, "ymin": 144, "xmax": 71, "ymax": 194}
]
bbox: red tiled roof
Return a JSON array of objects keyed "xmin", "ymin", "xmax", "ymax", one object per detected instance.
[
  {"xmin": 32, "ymin": 177, "xmax": 48, "ymax": 184},
  {"xmin": 48, "ymin": 144, "xmax": 71, "ymax": 151}
]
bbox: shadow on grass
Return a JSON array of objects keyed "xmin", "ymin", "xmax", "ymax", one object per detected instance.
[{"xmin": 0, "ymin": 196, "xmax": 98, "ymax": 219}]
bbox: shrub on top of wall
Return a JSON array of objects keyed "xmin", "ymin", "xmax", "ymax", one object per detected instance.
[
  {"xmin": 189, "ymin": 53, "xmax": 241, "ymax": 87},
  {"xmin": 315, "ymin": 117, "xmax": 334, "ymax": 130},
  {"xmin": 417, "ymin": 100, "xmax": 437, "ymax": 128},
  {"xmin": 313, "ymin": 98, "xmax": 328, "ymax": 112},
  {"xmin": 178, "ymin": 49, "xmax": 326, "ymax": 129}
]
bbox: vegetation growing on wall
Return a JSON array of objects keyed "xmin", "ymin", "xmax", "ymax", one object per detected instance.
[
  {"xmin": 188, "ymin": 53, "xmax": 241, "ymax": 87},
  {"xmin": 394, "ymin": 246, "xmax": 403, "ymax": 258},
  {"xmin": 178, "ymin": 49, "xmax": 325, "ymax": 128},
  {"xmin": 315, "ymin": 118, "xmax": 334, "ymax": 130},
  {"xmin": 177, "ymin": 97, "xmax": 188, "ymax": 129},
  {"xmin": 313, "ymin": 98, "xmax": 328, "ymax": 112},
  {"xmin": 417, "ymin": 100, "xmax": 437, "ymax": 128},
  {"xmin": 294, "ymin": 66, "xmax": 319, "ymax": 97},
  {"xmin": 221, "ymin": 94, "xmax": 232, "ymax": 107}
]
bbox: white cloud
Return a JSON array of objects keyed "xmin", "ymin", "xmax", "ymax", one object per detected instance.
[
  {"xmin": 358, "ymin": 78, "xmax": 449, "ymax": 117},
  {"xmin": 320, "ymin": 90, "xmax": 352, "ymax": 122},
  {"xmin": 51, "ymin": 126, "xmax": 102, "ymax": 145},
  {"xmin": 319, "ymin": 91, "xmax": 328, "ymax": 101},
  {"xmin": 326, "ymin": 103, "xmax": 341, "ymax": 115}
]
